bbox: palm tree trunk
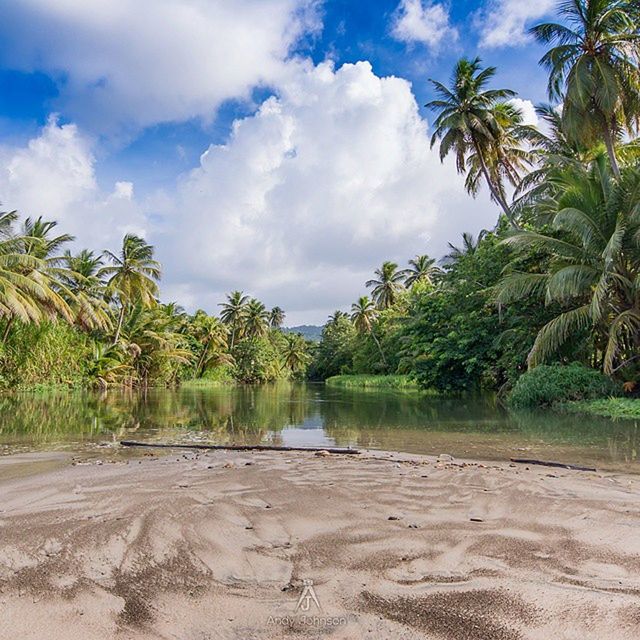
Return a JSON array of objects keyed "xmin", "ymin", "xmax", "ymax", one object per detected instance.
[
  {"xmin": 370, "ymin": 329, "xmax": 388, "ymax": 368},
  {"xmin": 2, "ymin": 316, "xmax": 14, "ymax": 344},
  {"xmin": 195, "ymin": 340, "xmax": 210, "ymax": 377},
  {"xmin": 602, "ymin": 123, "xmax": 621, "ymax": 179},
  {"xmin": 113, "ymin": 304, "xmax": 126, "ymax": 346},
  {"xmin": 471, "ymin": 136, "xmax": 520, "ymax": 230}
]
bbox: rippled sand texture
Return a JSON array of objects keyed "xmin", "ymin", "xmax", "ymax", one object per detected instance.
[{"xmin": 0, "ymin": 449, "xmax": 639, "ymax": 639}]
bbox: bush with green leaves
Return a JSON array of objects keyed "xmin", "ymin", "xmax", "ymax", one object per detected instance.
[{"xmin": 508, "ymin": 363, "xmax": 619, "ymax": 409}]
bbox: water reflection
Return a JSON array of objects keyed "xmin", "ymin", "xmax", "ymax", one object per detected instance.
[{"xmin": 0, "ymin": 383, "xmax": 637, "ymax": 471}]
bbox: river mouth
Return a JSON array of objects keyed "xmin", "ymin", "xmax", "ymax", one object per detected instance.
[{"xmin": 0, "ymin": 383, "xmax": 637, "ymax": 473}]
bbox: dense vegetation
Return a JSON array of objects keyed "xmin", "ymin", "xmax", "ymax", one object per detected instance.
[
  {"xmin": 0, "ymin": 219, "xmax": 312, "ymax": 389},
  {"xmin": 1, "ymin": 0, "xmax": 639, "ymax": 406},
  {"xmin": 310, "ymin": 0, "xmax": 640, "ymax": 405}
]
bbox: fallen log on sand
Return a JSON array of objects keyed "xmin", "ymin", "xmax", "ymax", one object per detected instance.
[
  {"xmin": 510, "ymin": 457, "xmax": 596, "ymax": 472},
  {"xmin": 120, "ymin": 440, "xmax": 360, "ymax": 455}
]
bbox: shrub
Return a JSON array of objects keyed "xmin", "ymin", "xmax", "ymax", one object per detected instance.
[{"xmin": 508, "ymin": 363, "xmax": 619, "ymax": 409}]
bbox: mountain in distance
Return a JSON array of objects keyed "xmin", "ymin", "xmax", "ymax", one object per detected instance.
[{"xmin": 282, "ymin": 325, "xmax": 323, "ymax": 341}]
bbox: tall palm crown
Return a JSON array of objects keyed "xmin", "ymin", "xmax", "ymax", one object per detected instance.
[
  {"xmin": 350, "ymin": 296, "xmax": 378, "ymax": 333},
  {"xmin": 244, "ymin": 299, "xmax": 270, "ymax": 338},
  {"xmin": 427, "ymin": 57, "xmax": 527, "ymax": 225},
  {"xmin": 100, "ymin": 234, "xmax": 161, "ymax": 344},
  {"xmin": 401, "ymin": 255, "xmax": 442, "ymax": 287},
  {"xmin": 21, "ymin": 217, "xmax": 74, "ymax": 262},
  {"xmin": 366, "ymin": 261, "xmax": 405, "ymax": 309},
  {"xmin": 531, "ymin": 0, "xmax": 640, "ymax": 177},
  {"xmin": 219, "ymin": 290, "xmax": 249, "ymax": 348},
  {"xmin": 496, "ymin": 153, "xmax": 640, "ymax": 374},
  {"xmin": 444, "ymin": 231, "xmax": 487, "ymax": 263},
  {"xmin": 269, "ymin": 306, "xmax": 285, "ymax": 329},
  {"xmin": 282, "ymin": 333, "xmax": 309, "ymax": 372}
]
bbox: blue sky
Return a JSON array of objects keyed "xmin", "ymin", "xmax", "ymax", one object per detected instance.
[{"xmin": 0, "ymin": 0, "xmax": 557, "ymax": 324}]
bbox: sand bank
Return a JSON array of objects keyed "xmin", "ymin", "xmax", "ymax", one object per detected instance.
[{"xmin": 0, "ymin": 448, "xmax": 638, "ymax": 639}]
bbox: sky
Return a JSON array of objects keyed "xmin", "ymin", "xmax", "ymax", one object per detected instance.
[{"xmin": 0, "ymin": 0, "xmax": 558, "ymax": 325}]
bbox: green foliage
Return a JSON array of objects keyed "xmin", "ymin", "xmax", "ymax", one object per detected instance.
[
  {"xmin": 308, "ymin": 313, "xmax": 357, "ymax": 379},
  {"xmin": 508, "ymin": 363, "xmax": 619, "ymax": 409},
  {"xmin": 562, "ymin": 397, "xmax": 640, "ymax": 420},
  {"xmin": 325, "ymin": 374, "xmax": 421, "ymax": 390}
]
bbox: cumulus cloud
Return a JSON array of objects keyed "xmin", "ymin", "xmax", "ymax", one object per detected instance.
[
  {"xmin": 477, "ymin": 0, "xmax": 555, "ymax": 48},
  {"xmin": 0, "ymin": 0, "xmax": 321, "ymax": 133},
  {"xmin": 0, "ymin": 117, "xmax": 147, "ymax": 247},
  {"xmin": 391, "ymin": 0, "xmax": 458, "ymax": 50},
  {"xmin": 156, "ymin": 61, "xmax": 497, "ymax": 323},
  {"xmin": 510, "ymin": 98, "xmax": 538, "ymax": 126},
  {"xmin": 0, "ymin": 63, "xmax": 501, "ymax": 324}
]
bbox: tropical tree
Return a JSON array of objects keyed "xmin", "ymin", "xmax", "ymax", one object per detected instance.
[
  {"xmin": 531, "ymin": 0, "xmax": 640, "ymax": 178},
  {"xmin": 366, "ymin": 261, "xmax": 405, "ymax": 309},
  {"xmin": 244, "ymin": 298, "xmax": 270, "ymax": 338},
  {"xmin": 190, "ymin": 311, "xmax": 230, "ymax": 377},
  {"xmin": 427, "ymin": 57, "xmax": 530, "ymax": 226},
  {"xmin": 281, "ymin": 333, "xmax": 310, "ymax": 375},
  {"xmin": 350, "ymin": 295, "xmax": 387, "ymax": 365},
  {"xmin": 100, "ymin": 234, "xmax": 161, "ymax": 345},
  {"xmin": 219, "ymin": 291, "xmax": 249, "ymax": 350},
  {"xmin": 269, "ymin": 306, "xmax": 285, "ymax": 329},
  {"xmin": 401, "ymin": 255, "xmax": 442, "ymax": 287},
  {"xmin": 444, "ymin": 231, "xmax": 488, "ymax": 263},
  {"xmin": 496, "ymin": 153, "xmax": 640, "ymax": 374}
]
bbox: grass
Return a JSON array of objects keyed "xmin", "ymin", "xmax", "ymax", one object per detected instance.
[
  {"xmin": 325, "ymin": 374, "xmax": 425, "ymax": 390},
  {"xmin": 562, "ymin": 397, "xmax": 640, "ymax": 420},
  {"xmin": 179, "ymin": 378, "xmax": 233, "ymax": 389}
]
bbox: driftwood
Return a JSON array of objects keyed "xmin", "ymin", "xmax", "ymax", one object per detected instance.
[
  {"xmin": 510, "ymin": 457, "xmax": 596, "ymax": 472},
  {"xmin": 120, "ymin": 440, "xmax": 360, "ymax": 455}
]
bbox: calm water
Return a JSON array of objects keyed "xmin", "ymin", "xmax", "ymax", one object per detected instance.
[{"xmin": 0, "ymin": 383, "xmax": 638, "ymax": 472}]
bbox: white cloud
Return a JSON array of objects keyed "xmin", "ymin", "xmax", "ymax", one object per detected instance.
[
  {"xmin": 0, "ymin": 117, "xmax": 147, "ymax": 248},
  {"xmin": 0, "ymin": 63, "xmax": 500, "ymax": 325},
  {"xmin": 391, "ymin": 0, "xmax": 458, "ymax": 50},
  {"xmin": 0, "ymin": 0, "xmax": 321, "ymax": 133},
  {"xmin": 510, "ymin": 98, "xmax": 538, "ymax": 126},
  {"xmin": 156, "ymin": 61, "xmax": 496, "ymax": 323},
  {"xmin": 477, "ymin": 0, "xmax": 555, "ymax": 48}
]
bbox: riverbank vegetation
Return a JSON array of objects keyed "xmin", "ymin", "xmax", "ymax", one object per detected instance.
[
  {"xmin": 325, "ymin": 374, "xmax": 421, "ymax": 390},
  {"xmin": 309, "ymin": 0, "xmax": 640, "ymax": 406}
]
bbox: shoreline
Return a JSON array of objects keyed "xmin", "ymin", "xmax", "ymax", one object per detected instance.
[{"xmin": 0, "ymin": 448, "xmax": 639, "ymax": 639}]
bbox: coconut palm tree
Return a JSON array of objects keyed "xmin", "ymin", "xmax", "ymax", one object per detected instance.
[
  {"xmin": 366, "ymin": 261, "xmax": 405, "ymax": 309},
  {"xmin": 219, "ymin": 291, "xmax": 249, "ymax": 350},
  {"xmin": 350, "ymin": 295, "xmax": 387, "ymax": 366},
  {"xmin": 244, "ymin": 298, "xmax": 270, "ymax": 338},
  {"xmin": 444, "ymin": 231, "xmax": 488, "ymax": 263},
  {"xmin": 401, "ymin": 255, "xmax": 442, "ymax": 287},
  {"xmin": 495, "ymin": 152, "xmax": 640, "ymax": 374},
  {"xmin": 191, "ymin": 311, "xmax": 230, "ymax": 377},
  {"xmin": 327, "ymin": 310, "xmax": 349, "ymax": 326},
  {"xmin": 282, "ymin": 333, "xmax": 310, "ymax": 374},
  {"xmin": 100, "ymin": 234, "xmax": 161, "ymax": 345},
  {"xmin": 21, "ymin": 217, "xmax": 74, "ymax": 261},
  {"xmin": 427, "ymin": 57, "xmax": 526, "ymax": 226},
  {"xmin": 269, "ymin": 306, "xmax": 285, "ymax": 329},
  {"xmin": 531, "ymin": 0, "xmax": 640, "ymax": 178}
]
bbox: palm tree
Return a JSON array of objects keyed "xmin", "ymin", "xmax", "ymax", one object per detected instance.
[
  {"xmin": 327, "ymin": 310, "xmax": 349, "ymax": 326},
  {"xmin": 21, "ymin": 217, "xmax": 74, "ymax": 261},
  {"xmin": 219, "ymin": 291, "xmax": 249, "ymax": 349},
  {"xmin": 190, "ymin": 310, "xmax": 230, "ymax": 377},
  {"xmin": 531, "ymin": 0, "xmax": 640, "ymax": 178},
  {"xmin": 444, "ymin": 231, "xmax": 488, "ymax": 263},
  {"xmin": 244, "ymin": 298, "xmax": 270, "ymax": 338},
  {"xmin": 350, "ymin": 295, "xmax": 387, "ymax": 366},
  {"xmin": 366, "ymin": 261, "xmax": 405, "ymax": 309},
  {"xmin": 269, "ymin": 306, "xmax": 285, "ymax": 329},
  {"xmin": 282, "ymin": 333, "xmax": 310, "ymax": 374},
  {"xmin": 427, "ymin": 57, "xmax": 526, "ymax": 226},
  {"xmin": 495, "ymin": 153, "xmax": 640, "ymax": 374},
  {"xmin": 100, "ymin": 234, "xmax": 161, "ymax": 345},
  {"xmin": 401, "ymin": 255, "xmax": 442, "ymax": 287}
]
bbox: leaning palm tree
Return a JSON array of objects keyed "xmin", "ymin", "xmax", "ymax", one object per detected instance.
[
  {"xmin": 350, "ymin": 295, "xmax": 387, "ymax": 366},
  {"xmin": 531, "ymin": 0, "xmax": 640, "ymax": 178},
  {"xmin": 427, "ymin": 57, "xmax": 527, "ymax": 226},
  {"xmin": 495, "ymin": 153, "xmax": 640, "ymax": 374},
  {"xmin": 401, "ymin": 255, "xmax": 442, "ymax": 287},
  {"xmin": 219, "ymin": 291, "xmax": 249, "ymax": 349},
  {"xmin": 243, "ymin": 298, "xmax": 270, "ymax": 338},
  {"xmin": 100, "ymin": 234, "xmax": 161, "ymax": 345},
  {"xmin": 366, "ymin": 261, "xmax": 405, "ymax": 309},
  {"xmin": 269, "ymin": 306, "xmax": 285, "ymax": 329},
  {"xmin": 190, "ymin": 311, "xmax": 230, "ymax": 377}
]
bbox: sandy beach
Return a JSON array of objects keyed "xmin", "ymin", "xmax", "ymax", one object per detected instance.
[{"xmin": 0, "ymin": 448, "xmax": 638, "ymax": 639}]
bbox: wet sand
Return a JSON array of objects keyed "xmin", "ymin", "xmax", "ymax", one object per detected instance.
[{"xmin": 0, "ymin": 448, "xmax": 639, "ymax": 639}]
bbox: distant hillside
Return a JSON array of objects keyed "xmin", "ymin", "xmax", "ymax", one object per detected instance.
[{"xmin": 282, "ymin": 325, "xmax": 323, "ymax": 341}]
